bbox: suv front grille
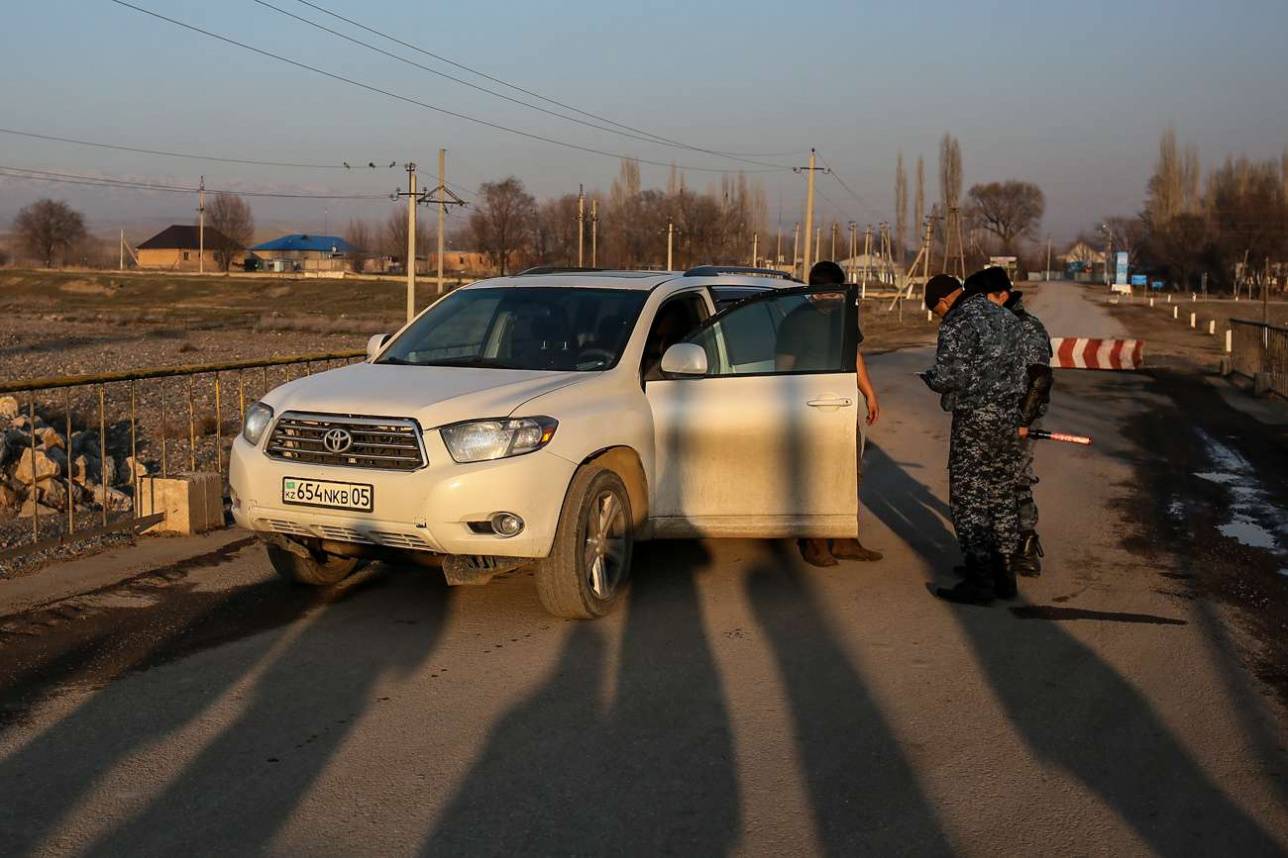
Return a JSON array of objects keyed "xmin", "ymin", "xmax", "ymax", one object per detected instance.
[{"xmin": 266, "ymin": 412, "xmax": 426, "ymax": 471}]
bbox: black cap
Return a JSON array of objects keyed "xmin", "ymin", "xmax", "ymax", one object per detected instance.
[
  {"xmin": 964, "ymin": 266, "xmax": 1012, "ymax": 296},
  {"xmin": 924, "ymin": 274, "xmax": 962, "ymax": 310}
]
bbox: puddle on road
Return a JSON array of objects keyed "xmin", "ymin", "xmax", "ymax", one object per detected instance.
[{"xmin": 1191, "ymin": 429, "xmax": 1288, "ymax": 558}]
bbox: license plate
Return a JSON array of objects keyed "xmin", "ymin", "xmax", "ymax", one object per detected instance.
[{"xmin": 282, "ymin": 477, "xmax": 373, "ymax": 512}]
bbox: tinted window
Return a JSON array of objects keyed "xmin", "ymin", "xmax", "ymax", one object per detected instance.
[
  {"xmin": 710, "ymin": 286, "xmax": 770, "ymax": 310},
  {"xmin": 686, "ymin": 289, "xmax": 848, "ymax": 376},
  {"xmin": 379, "ymin": 287, "xmax": 648, "ymax": 371}
]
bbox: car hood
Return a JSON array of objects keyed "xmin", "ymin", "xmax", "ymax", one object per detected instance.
[{"xmin": 262, "ymin": 361, "xmax": 586, "ymax": 427}]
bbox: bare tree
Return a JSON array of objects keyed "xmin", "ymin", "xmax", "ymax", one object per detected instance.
[
  {"xmin": 382, "ymin": 207, "xmax": 429, "ymax": 268},
  {"xmin": 1146, "ymin": 127, "xmax": 1183, "ymax": 224},
  {"xmin": 469, "ymin": 177, "xmax": 537, "ymax": 275},
  {"xmin": 206, "ymin": 193, "xmax": 254, "ymax": 271},
  {"xmin": 1206, "ymin": 156, "xmax": 1288, "ymax": 295},
  {"xmin": 966, "ymin": 181, "xmax": 1045, "ymax": 254},
  {"xmin": 914, "ymin": 155, "xmax": 925, "ymax": 250},
  {"xmin": 14, "ymin": 198, "xmax": 86, "ymax": 267},
  {"xmin": 344, "ymin": 218, "xmax": 373, "ymax": 273},
  {"xmin": 895, "ymin": 152, "xmax": 908, "ymax": 265},
  {"xmin": 531, "ymin": 194, "xmax": 580, "ymax": 266},
  {"xmin": 938, "ymin": 133, "xmax": 962, "ymax": 210}
]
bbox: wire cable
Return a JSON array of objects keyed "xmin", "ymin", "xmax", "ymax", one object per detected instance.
[
  {"xmin": 108, "ymin": 1, "xmax": 791, "ymax": 175},
  {"xmin": 0, "ymin": 165, "xmax": 392, "ymax": 199},
  {"xmin": 291, "ymin": 0, "xmax": 800, "ymax": 161},
  {"xmin": 0, "ymin": 126, "xmax": 381, "ymax": 170},
  {"xmin": 252, "ymin": 0, "xmax": 791, "ymax": 169},
  {"xmin": 815, "ymin": 151, "xmax": 881, "ymax": 220}
]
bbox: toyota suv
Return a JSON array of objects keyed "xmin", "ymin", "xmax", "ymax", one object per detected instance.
[{"xmin": 229, "ymin": 266, "xmax": 863, "ymax": 618}]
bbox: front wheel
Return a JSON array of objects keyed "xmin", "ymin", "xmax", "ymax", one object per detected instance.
[
  {"xmin": 534, "ymin": 465, "xmax": 633, "ymax": 619},
  {"xmin": 266, "ymin": 543, "xmax": 361, "ymax": 586}
]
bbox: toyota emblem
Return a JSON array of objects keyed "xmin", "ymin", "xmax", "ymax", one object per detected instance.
[{"xmin": 323, "ymin": 428, "xmax": 354, "ymax": 454}]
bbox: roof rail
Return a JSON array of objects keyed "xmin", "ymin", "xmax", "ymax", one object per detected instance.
[
  {"xmin": 516, "ymin": 266, "xmax": 605, "ymax": 275},
  {"xmin": 683, "ymin": 265, "xmax": 800, "ymax": 281}
]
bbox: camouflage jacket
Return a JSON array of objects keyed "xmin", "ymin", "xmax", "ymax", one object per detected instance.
[
  {"xmin": 1010, "ymin": 295, "xmax": 1053, "ymax": 369},
  {"xmin": 924, "ymin": 292, "xmax": 1026, "ymax": 413}
]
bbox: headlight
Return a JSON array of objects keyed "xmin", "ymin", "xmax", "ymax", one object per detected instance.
[
  {"xmin": 242, "ymin": 402, "xmax": 274, "ymax": 446},
  {"xmin": 439, "ymin": 417, "xmax": 558, "ymax": 463}
]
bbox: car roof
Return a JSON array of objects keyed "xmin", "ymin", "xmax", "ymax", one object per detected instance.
[{"xmin": 459, "ymin": 269, "xmax": 795, "ymax": 293}]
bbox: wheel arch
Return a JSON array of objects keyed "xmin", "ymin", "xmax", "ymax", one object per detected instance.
[{"xmin": 580, "ymin": 445, "xmax": 649, "ymax": 531}]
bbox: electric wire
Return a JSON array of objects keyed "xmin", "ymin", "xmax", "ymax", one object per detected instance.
[
  {"xmin": 290, "ymin": 0, "xmax": 800, "ymax": 161},
  {"xmin": 0, "ymin": 126, "xmax": 380, "ymax": 170},
  {"xmin": 0, "ymin": 165, "xmax": 392, "ymax": 199},
  {"xmin": 108, "ymin": 1, "xmax": 791, "ymax": 175},
  {"xmin": 252, "ymin": 0, "xmax": 791, "ymax": 169}
]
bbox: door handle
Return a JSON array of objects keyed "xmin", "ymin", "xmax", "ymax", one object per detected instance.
[{"xmin": 806, "ymin": 397, "xmax": 853, "ymax": 408}]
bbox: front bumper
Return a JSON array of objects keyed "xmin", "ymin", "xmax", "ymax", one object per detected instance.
[{"xmin": 228, "ymin": 432, "xmax": 576, "ymax": 558}]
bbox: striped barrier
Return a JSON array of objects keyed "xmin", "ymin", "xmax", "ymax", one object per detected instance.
[{"xmin": 1049, "ymin": 337, "xmax": 1144, "ymax": 370}]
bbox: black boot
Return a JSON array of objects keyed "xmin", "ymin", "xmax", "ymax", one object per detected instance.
[
  {"xmin": 992, "ymin": 551, "xmax": 1018, "ymax": 600},
  {"xmin": 1014, "ymin": 531, "xmax": 1043, "ymax": 578},
  {"xmin": 935, "ymin": 556, "xmax": 995, "ymax": 605}
]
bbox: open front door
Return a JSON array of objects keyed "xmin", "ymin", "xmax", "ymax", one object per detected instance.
[{"xmin": 645, "ymin": 286, "xmax": 860, "ymax": 539}]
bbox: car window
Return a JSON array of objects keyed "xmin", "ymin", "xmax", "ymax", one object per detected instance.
[
  {"xmin": 379, "ymin": 287, "xmax": 648, "ymax": 371},
  {"xmin": 710, "ymin": 286, "xmax": 769, "ymax": 310},
  {"xmin": 641, "ymin": 293, "xmax": 709, "ymax": 381},
  {"xmin": 685, "ymin": 288, "xmax": 850, "ymax": 376}
]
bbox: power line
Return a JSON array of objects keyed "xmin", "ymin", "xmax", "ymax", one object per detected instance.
[
  {"xmin": 0, "ymin": 126, "xmax": 388, "ymax": 170},
  {"xmin": 107, "ymin": 1, "xmax": 791, "ymax": 175},
  {"xmin": 815, "ymin": 152, "xmax": 880, "ymax": 220},
  {"xmin": 290, "ymin": 0, "xmax": 800, "ymax": 162},
  {"xmin": 0, "ymin": 165, "xmax": 392, "ymax": 199},
  {"xmin": 252, "ymin": 0, "xmax": 791, "ymax": 169}
]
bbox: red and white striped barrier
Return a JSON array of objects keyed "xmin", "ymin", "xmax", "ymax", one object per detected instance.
[{"xmin": 1049, "ymin": 337, "xmax": 1144, "ymax": 370}]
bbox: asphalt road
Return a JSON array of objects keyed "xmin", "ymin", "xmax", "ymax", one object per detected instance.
[{"xmin": 2, "ymin": 284, "xmax": 1287, "ymax": 857}]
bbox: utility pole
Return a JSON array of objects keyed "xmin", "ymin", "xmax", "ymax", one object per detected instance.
[
  {"xmin": 831, "ymin": 223, "xmax": 838, "ymax": 262},
  {"xmin": 577, "ymin": 185, "xmax": 585, "ymax": 267},
  {"xmin": 119, "ymin": 228, "xmax": 124, "ymax": 272},
  {"xmin": 792, "ymin": 222, "xmax": 800, "ymax": 274},
  {"xmin": 794, "ymin": 149, "xmax": 829, "ymax": 279},
  {"xmin": 752, "ymin": 232, "xmax": 758, "ymax": 267},
  {"xmin": 815, "ymin": 227, "xmax": 821, "ymax": 265},
  {"xmin": 862, "ymin": 225, "xmax": 872, "ymax": 290},
  {"xmin": 775, "ymin": 229, "xmax": 782, "ymax": 267},
  {"xmin": 591, "ymin": 198, "xmax": 598, "ymax": 267},
  {"xmin": 667, "ymin": 221, "xmax": 674, "ymax": 270},
  {"xmin": 848, "ymin": 221, "xmax": 857, "ymax": 283},
  {"xmin": 437, "ymin": 149, "xmax": 446, "ymax": 294},
  {"xmin": 1045, "ymin": 235, "xmax": 1052, "ymax": 282},
  {"xmin": 197, "ymin": 176, "xmax": 205, "ymax": 274},
  {"xmin": 405, "ymin": 163, "xmax": 417, "ymax": 320}
]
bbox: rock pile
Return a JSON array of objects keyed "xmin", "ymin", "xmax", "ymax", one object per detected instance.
[{"xmin": 0, "ymin": 394, "xmax": 147, "ymax": 521}]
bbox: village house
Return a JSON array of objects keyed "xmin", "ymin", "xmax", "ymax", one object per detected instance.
[{"xmin": 135, "ymin": 224, "xmax": 233, "ymax": 271}]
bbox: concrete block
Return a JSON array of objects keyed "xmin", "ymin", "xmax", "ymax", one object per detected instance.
[{"xmin": 136, "ymin": 472, "xmax": 225, "ymax": 534}]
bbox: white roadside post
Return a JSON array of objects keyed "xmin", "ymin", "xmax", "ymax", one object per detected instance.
[{"xmin": 1225, "ymin": 330, "xmax": 1233, "ymax": 353}]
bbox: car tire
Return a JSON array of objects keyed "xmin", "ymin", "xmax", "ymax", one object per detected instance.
[
  {"xmin": 535, "ymin": 465, "xmax": 634, "ymax": 619},
  {"xmin": 265, "ymin": 543, "xmax": 361, "ymax": 586}
]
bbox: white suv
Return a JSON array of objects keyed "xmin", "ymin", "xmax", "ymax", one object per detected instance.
[{"xmin": 229, "ymin": 267, "xmax": 863, "ymax": 618}]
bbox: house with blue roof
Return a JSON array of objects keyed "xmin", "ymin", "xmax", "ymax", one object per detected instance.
[{"xmin": 251, "ymin": 233, "xmax": 361, "ymax": 272}]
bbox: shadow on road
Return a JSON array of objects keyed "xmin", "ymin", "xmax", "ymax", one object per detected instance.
[
  {"xmin": 745, "ymin": 542, "xmax": 955, "ymax": 856},
  {"xmin": 864, "ymin": 440, "xmax": 1286, "ymax": 854},
  {"xmin": 422, "ymin": 540, "xmax": 740, "ymax": 856}
]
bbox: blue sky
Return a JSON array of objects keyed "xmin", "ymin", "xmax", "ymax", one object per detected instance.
[{"xmin": 2, "ymin": 0, "xmax": 1286, "ymax": 242}]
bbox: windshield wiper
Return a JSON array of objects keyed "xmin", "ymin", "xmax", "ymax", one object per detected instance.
[{"xmin": 409, "ymin": 356, "xmax": 523, "ymax": 369}]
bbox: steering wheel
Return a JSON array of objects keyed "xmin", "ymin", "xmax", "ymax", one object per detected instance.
[{"xmin": 577, "ymin": 348, "xmax": 616, "ymax": 368}]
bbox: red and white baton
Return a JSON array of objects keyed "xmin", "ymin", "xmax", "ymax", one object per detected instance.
[{"xmin": 1029, "ymin": 429, "xmax": 1092, "ymax": 446}]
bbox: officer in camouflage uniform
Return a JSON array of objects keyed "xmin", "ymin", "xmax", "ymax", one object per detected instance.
[
  {"xmin": 966, "ymin": 267, "xmax": 1054, "ymax": 576},
  {"xmin": 920, "ymin": 273, "xmax": 1027, "ymax": 604}
]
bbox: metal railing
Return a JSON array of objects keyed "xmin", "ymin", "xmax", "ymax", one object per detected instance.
[
  {"xmin": 0, "ymin": 350, "xmax": 365, "ymax": 566},
  {"xmin": 1230, "ymin": 320, "xmax": 1288, "ymax": 398}
]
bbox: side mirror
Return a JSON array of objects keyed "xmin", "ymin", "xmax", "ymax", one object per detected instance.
[
  {"xmin": 660, "ymin": 343, "xmax": 708, "ymax": 377},
  {"xmin": 366, "ymin": 333, "xmax": 391, "ymax": 361}
]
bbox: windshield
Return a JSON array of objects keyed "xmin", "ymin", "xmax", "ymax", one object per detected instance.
[{"xmin": 377, "ymin": 287, "xmax": 648, "ymax": 372}]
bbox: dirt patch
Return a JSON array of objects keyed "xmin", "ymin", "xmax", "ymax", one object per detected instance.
[{"xmin": 57, "ymin": 279, "xmax": 119, "ymax": 297}]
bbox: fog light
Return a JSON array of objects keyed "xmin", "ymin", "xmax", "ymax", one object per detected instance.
[{"xmin": 491, "ymin": 512, "xmax": 524, "ymax": 537}]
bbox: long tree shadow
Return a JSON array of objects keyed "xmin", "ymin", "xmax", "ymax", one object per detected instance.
[
  {"xmin": 863, "ymin": 442, "xmax": 1286, "ymax": 854},
  {"xmin": 79, "ymin": 569, "xmax": 453, "ymax": 856},
  {"xmin": 423, "ymin": 540, "xmax": 739, "ymax": 856},
  {"xmin": 745, "ymin": 541, "xmax": 956, "ymax": 856}
]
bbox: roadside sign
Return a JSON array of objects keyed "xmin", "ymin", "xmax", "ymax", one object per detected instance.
[
  {"xmin": 1130, "ymin": 274, "xmax": 1148, "ymax": 287},
  {"xmin": 1115, "ymin": 252, "xmax": 1129, "ymax": 285},
  {"xmin": 1151, "ymin": 280, "xmax": 1165, "ymax": 291}
]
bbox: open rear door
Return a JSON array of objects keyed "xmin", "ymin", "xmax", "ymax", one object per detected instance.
[{"xmin": 645, "ymin": 286, "xmax": 860, "ymax": 539}]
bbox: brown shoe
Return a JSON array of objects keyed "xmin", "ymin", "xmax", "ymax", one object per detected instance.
[
  {"xmin": 830, "ymin": 539, "xmax": 883, "ymax": 562},
  {"xmin": 798, "ymin": 539, "xmax": 838, "ymax": 568}
]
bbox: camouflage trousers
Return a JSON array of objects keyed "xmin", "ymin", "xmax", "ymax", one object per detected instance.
[
  {"xmin": 1017, "ymin": 420, "xmax": 1040, "ymax": 533},
  {"xmin": 948, "ymin": 408, "xmax": 1022, "ymax": 563}
]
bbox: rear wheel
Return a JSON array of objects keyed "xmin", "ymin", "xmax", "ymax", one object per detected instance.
[
  {"xmin": 266, "ymin": 543, "xmax": 361, "ymax": 586},
  {"xmin": 535, "ymin": 465, "xmax": 633, "ymax": 619}
]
